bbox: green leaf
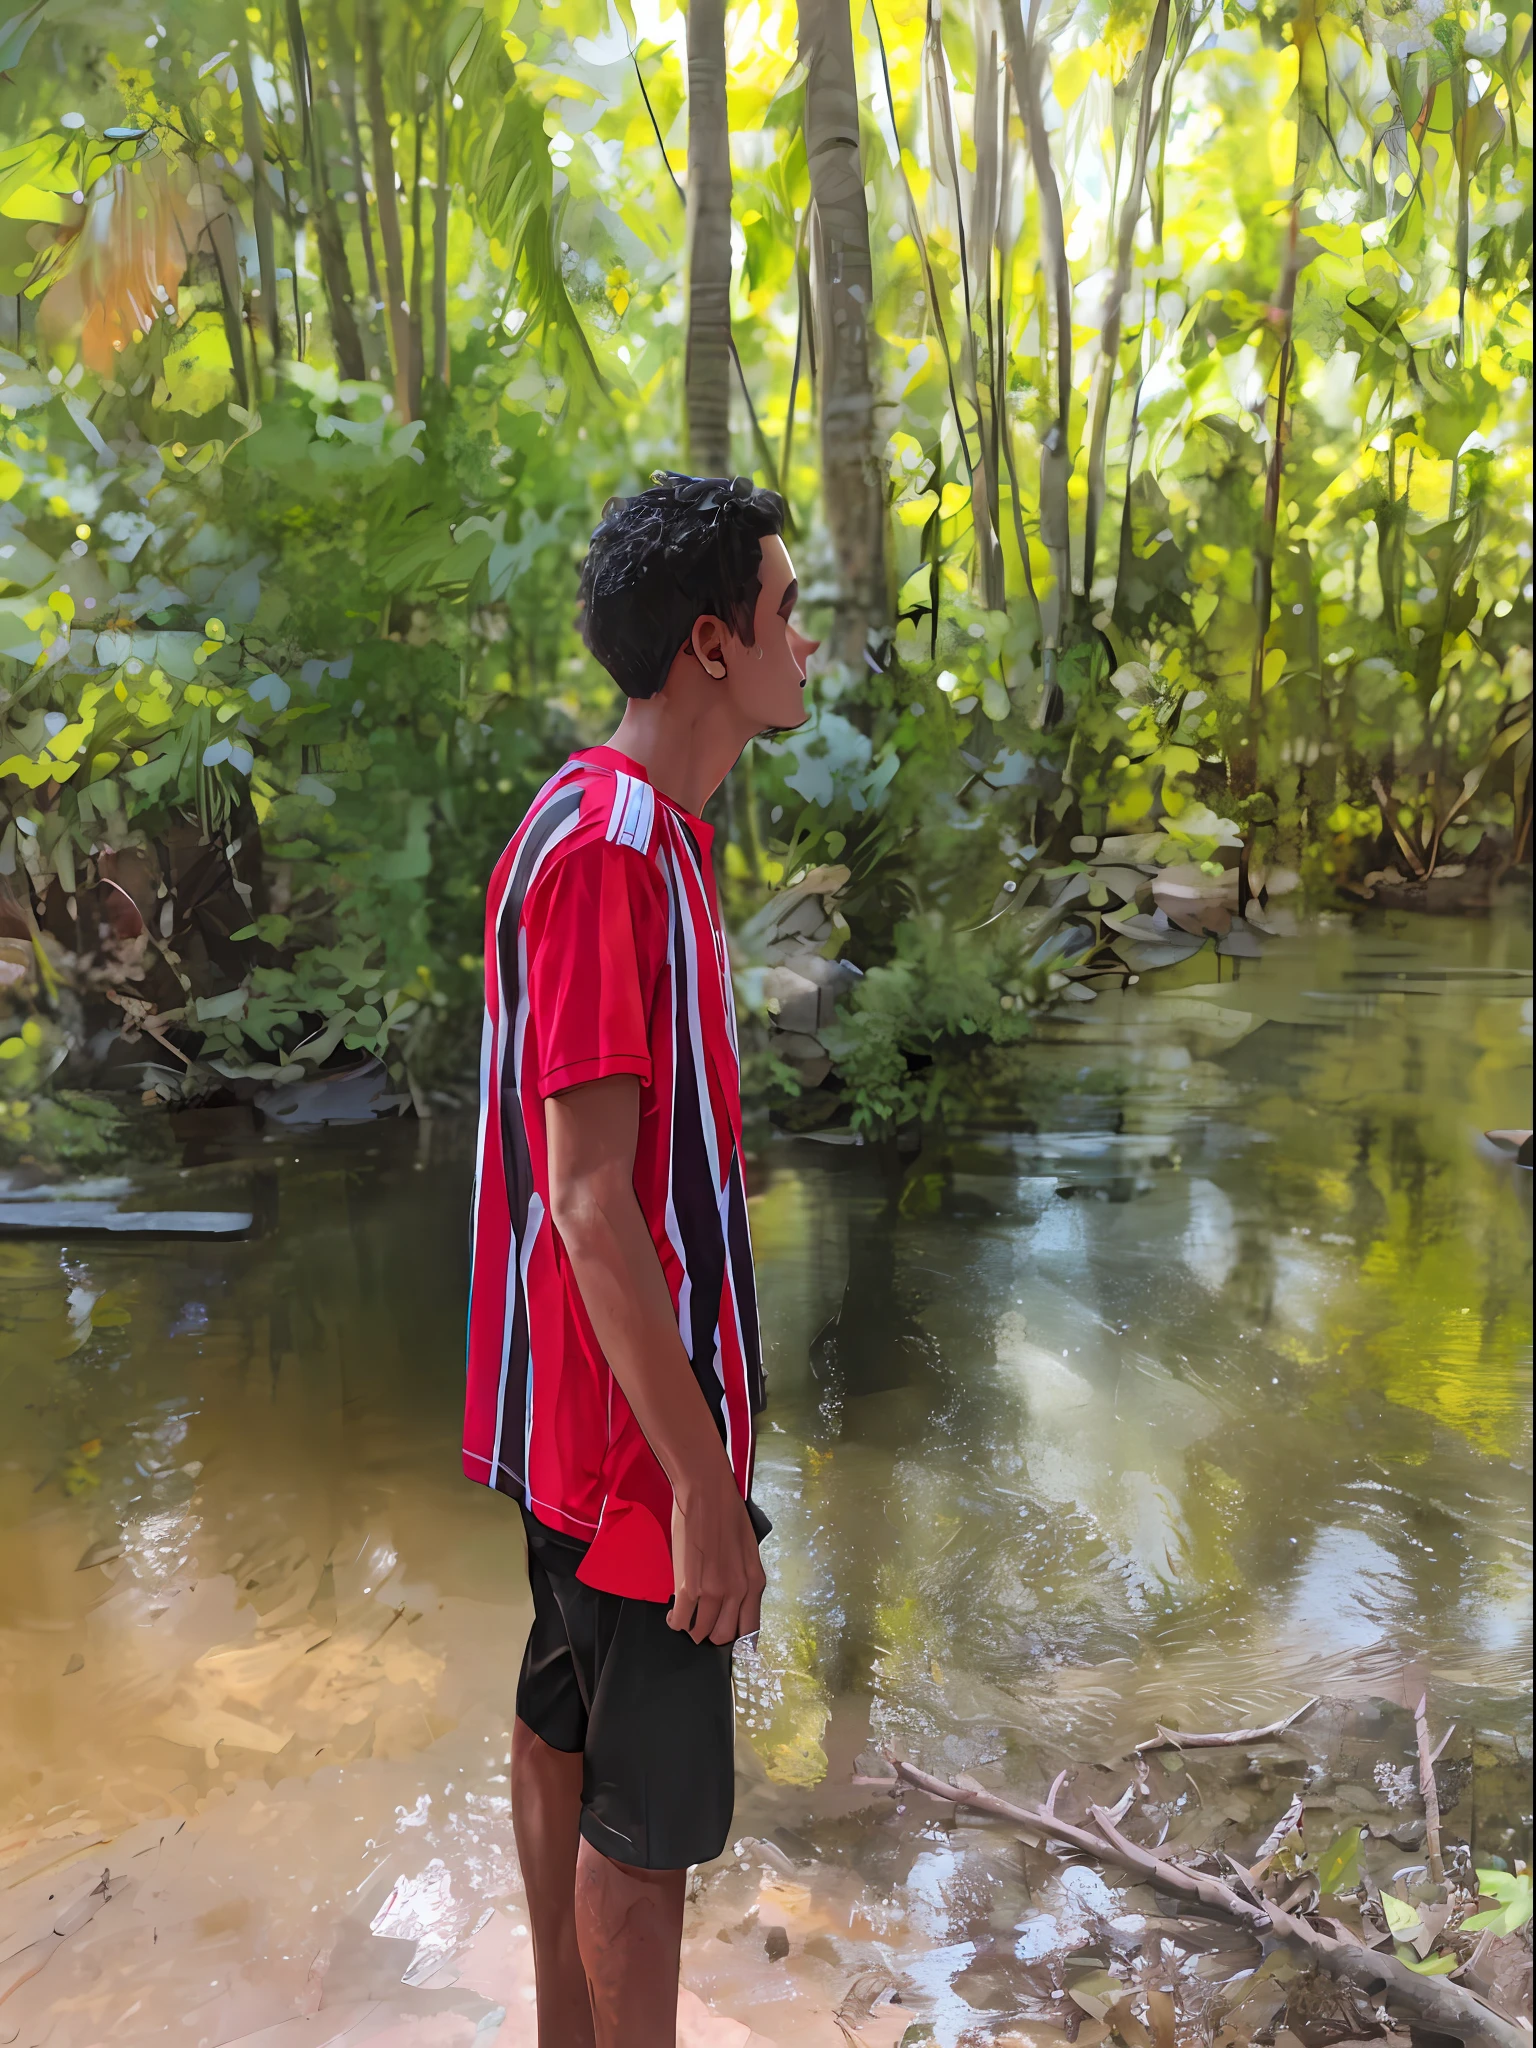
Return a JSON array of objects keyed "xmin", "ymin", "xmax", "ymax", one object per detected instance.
[
  {"xmin": 444, "ymin": 4, "xmax": 483, "ymax": 89},
  {"xmin": 1464, "ymin": 1871, "xmax": 1534, "ymax": 1934},
  {"xmin": 1316, "ymin": 1826, "xmax": 1362, "ymax": 1894},
  {"xmin": 1397, "ymin": 1948, "xmax": 1460, "ymax": 1976},
  {"xmin": 0, "ymin": 0, "xmax": 49, "ymax": 72},
  {"xmin": 1420, "ymin": 364, "xmax": 1495, "ymax": 461},
  {"xmin": 1381, "ymin": 1892, "xmax": 1423, "ymax": 1938},
  {"xmin": 1453, "ymin": 92, "xmax": 1504, "ymax": 174},
  {"xmin": 1462, "ymin": 1901, "xmax": 1531, "ymax": 1935},
  {"xmin": 455, "ymin": 36, "xmax": 604, "ymax": 395}
]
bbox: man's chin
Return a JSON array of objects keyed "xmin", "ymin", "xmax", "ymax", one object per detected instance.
[{"xmin": 758, "ymin": 699, "xmax": 811, "ymax": 737}]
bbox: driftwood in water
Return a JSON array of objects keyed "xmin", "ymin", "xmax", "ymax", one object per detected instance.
[
  {"xmin": 884, "ymin": 1754, "xmax": 1524, "ymax": 2048},
  {"xmin": 1132, "ymin": 1696, "xmax": 1318, "ymax": 1754},
  {"xmin": 0, "ymin": 1201, "xmax": 253, "ymax": 1236},
  {"xmin": 1415, "ymin": 1693, "xmax": 1447, "ymax": 1884}
]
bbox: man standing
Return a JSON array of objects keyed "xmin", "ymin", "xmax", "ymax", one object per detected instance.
[{"xmin": 463, "ymin": 473, "xmax": 816, "ymax": 2046}]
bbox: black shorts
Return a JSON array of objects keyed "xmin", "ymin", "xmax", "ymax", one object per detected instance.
[{"xmin": 515, "ymin": 1506, "xmax": 739, "ymax": 1872}]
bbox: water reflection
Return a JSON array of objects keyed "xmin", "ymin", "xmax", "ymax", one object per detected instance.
[{"xmin": 0, "ymin": 911, "xmax": 1530, "ymax": 2044}]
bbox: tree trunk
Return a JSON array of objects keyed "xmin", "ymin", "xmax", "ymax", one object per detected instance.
[
  {"xmin": 433, "ymin": 81, "xmax": 450, "ymax": 387},
  {"xmin": 333, "ymin": 7, "xmax": 382, "ymax": 314},
  {"xmin": 359, "ymin": 0, "xmax": 414, "ymax": 419},
  {"xmin": 1236, "ymin": 201, "xmax": 1302, "ymax": 906},
  {"xmin": 294, "ymin": 12, "xmax": 365, "ymax": 383},
  {"xmin": 1003, "ymin": 0, "xmax": 1073, "ymax": 650},
  {"xmin": 202, "ymin": 183, "xmax": 252, "ymax": 410},
  {"xmin": 779, "ymin": 242, "xmax": 807, "ymax": 497},
  {"xmin": 684, "ymin": 0, "xmax": 733, "ymax": 476},
  {"xmin": 969, "ymin": 7, "xmax": 1007, "ymax": 610},
  {"xmin": 311, "ymin": 164, "xmax": 367, "ymax": 381},
  {"xmin": 1082, "ymin": 0, "xmax": 1168, "ymax": 595},
  {"xmin": 801, "ymin": 0, "xmax": 888, "ymax": 671},
  {"xmin": 407, "ymin": 97, "xmax": 426, "ymax": 417},
  {"xmin": 234, "ymin": 39, "xmax": 282, "ymax": 361},
  {"xmin": 927, "ymin": 0, "xmax": 1004, "ymax": 610},
  {"xmin": 993, "ymin": 59, "xmax": 1045, "ymax": 655}
]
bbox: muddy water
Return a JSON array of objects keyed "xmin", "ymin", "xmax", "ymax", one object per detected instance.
[{"xmin": 1, "ymin": 910, "xmax": 1530, "ymax": 2047}]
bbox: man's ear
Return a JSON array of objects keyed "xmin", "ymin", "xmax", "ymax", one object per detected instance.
[{"xmin": 690, "ymin": 615, "xmax": 729, "ymax": 681}]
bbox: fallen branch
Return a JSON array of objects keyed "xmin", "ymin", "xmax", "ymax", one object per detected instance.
[
  {"xmin": 105, "ymin": 989, "xmax": 192, "ymax": 1066},
  {"xmin": 1415, "ymin": 1693, "xmax": 1446, "ymax": 1884},
  {"xmin": 886, "ymin": 1754, "xmax": 1522, "ymax": 2048},
  {"xmin": 1250, "ymin": 1792, "xmax": 1305, "ymax": 1877},
  {"xmin": 1134, "ymin": 1697, "xmax": 1318, "ymax": 1754}
]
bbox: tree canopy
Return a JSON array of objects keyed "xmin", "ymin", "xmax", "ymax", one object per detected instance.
[{"xmin": 0, "ymin": 0, "xmax": 1529, "ymax": 1149}]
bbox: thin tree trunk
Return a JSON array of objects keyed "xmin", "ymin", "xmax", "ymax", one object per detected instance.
[
  {"xmin": 804, "ymin": 0, "xmax": 889, "ymax": 669},
  {"xmin": 284, "ymin": 0, "xmax": 312, "ymax": 155},
  {"xmin": 1238, "ymin": 202, "xmax": 1302, "ymax": 903},
  {"xmin": 202, "ymin": 189, "xmax": 252, "ymax": 410},
  {"xmin": 1448, "ymin": 59, "xmax": 1470, "ymax": 520},
  {"xmin": 1245, "ymin": 204, "xmax": 1302, "ymax": 751},
  {"xmin": 1149, "ymin": 0, "xmax": 1207, "ymax": 246},
  {"xmin": 311, "ymin": 134, "xmax": 367, "ymax": 380},
  {"xmin": 433, "ymin": 80, "xmax": 450, "ymax": 387},
  {"xmin": 1083, "ymin": 0, "xmax": 1168, "ymax": 594},
  {"xmin": 407, "ymin": 95, "xmax": 426, "ymax": 416},
  {"xmin": 235, "ymin": 39, "xmax": 282, "ymax": 361},
  {"xmin": 359, "ymin": 0, "xmax": 414, "ymax": 418},
  {"xmin": 636, "ymin": 34, "xmax": 777, "ymax": 488},
  {"xmin": 779, "ymin": 246, "xmax": 807, "ymax": 499},
  {"xmin": 275, "ymin": 0, "xmax": 311, "ymax": 353},
  {"xmin": 993, "ymin": 60, "xmax": 1045, "ymax": 654},
  {"xmin": 1111, "ymin": 340, "xmax": 1147, "ymax": 630},
  {"xmin": 872, "ymin": 7, "xmax": 970, "ymax": 470},
  {"xmin": 1003, "ymin": 0, "xmax": 1074, "ymax": 658},
  {"xmin": 684, "ymin": 0, "xmax": 734, "ymax": 475},
  {"xmin": 334, "ymin": 9, "xmax": 382, "ymax": 316},
  {"xmin": 289, "ymin": 3, "xmax": 365, "ymax": 381},
  {"xmin": 280, "ymin": 165, "xmax": 307, "ymax": 354},
  {"xmin": 928, "ymin": 0, "xmax": 1004, "ymax": 610},
  {"xmin": 972, "ymin": 7, "xmax": 1007, "ymax": 607}
]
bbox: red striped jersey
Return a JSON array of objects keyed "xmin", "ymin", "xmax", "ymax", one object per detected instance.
[{"xmin": 463, "ymin": 746, "xmax": 764, "ymax": 1602}]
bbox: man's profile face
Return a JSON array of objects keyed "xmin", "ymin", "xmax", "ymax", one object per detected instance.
[{"xmin": 719, "ymin": 535, "xmax": 816, "ymax": 735}]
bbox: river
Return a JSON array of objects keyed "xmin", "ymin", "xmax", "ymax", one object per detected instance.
[{"xmin": 1, "ymin": 907, "xmax": 1530, "ymax": 2046}]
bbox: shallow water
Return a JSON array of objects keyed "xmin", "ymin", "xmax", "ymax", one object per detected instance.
[{"xmin": 1, "ymin": 909, "xmax": 1531, "ymax": 2046}]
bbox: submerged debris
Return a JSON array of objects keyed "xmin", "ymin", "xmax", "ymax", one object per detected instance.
[{"xmin": 884, "ymin": 1699, "xmax": 1533, "ymax": 2048}]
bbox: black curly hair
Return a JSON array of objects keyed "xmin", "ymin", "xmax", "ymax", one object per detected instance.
[{"xmin": 578, "ymin": 471, "xmax": 787, "ymax": 701}]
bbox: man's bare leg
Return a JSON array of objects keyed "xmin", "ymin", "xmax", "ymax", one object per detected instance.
[
  {"xmin": 510, "ymin": 1717, "xmax": 597, "ymax": 2048},
  {"xmin": 574, "ymin": 1835, "xmax": 686, "ymax": 2048}
]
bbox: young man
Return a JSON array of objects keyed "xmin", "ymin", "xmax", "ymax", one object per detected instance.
[{"xmin": 463, "ymin": 472, "xmax": 816, "ymax": 2047}]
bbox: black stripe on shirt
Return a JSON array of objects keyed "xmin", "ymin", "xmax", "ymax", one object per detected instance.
[
  {"xmin": 491, "ymin": 783, "xmax": 584, "ymax": 1497},
  {"xmin": 663, "ymin": 845, "xmax": 729, "ymax": 1443}
]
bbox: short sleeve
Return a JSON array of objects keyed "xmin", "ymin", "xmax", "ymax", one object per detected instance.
[{"xmin": 523, "ymin": 838, "xmax": 668, "ymax": 1097}]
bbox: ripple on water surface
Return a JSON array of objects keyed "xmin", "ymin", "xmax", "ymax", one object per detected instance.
[{"xmin": 0, "ymin": 910, "xmax": 1530, "ymax": 2044}]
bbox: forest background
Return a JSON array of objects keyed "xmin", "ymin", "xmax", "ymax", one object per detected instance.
[{"xmin": 0, "ymin": 0, "xmax": 1529, "ymax": 1157}]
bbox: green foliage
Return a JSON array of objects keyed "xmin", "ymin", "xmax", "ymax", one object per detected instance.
[
  {"xmin": 0, "ymin": 0, "xmax": 1530, "ymax": 1145},
  {"xmin": 1314, "ymin": 1824, "xmax": 1362, "ymax": 1896},
  {"xmin": 1463, "ymin": 1869, "xmax": 1534, "ymax": 1935}
]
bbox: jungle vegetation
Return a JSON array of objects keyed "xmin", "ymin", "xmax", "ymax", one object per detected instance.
[{"xmin": 0, "ymin": 0, "xmax": 1530, "ymax": 1150}]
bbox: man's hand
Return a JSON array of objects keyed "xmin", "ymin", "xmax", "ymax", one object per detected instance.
[
  {"xmin": 669, "ymin": 1472, "xmax": 765, "ymax": 1645},
  {"xmin": 546, "ymin": 1075, "xmax": 764, "ymax": 1643}
]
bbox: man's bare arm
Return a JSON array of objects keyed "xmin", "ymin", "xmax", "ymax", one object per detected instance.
[{"xmin": 544, "ymin": 1074, "xmax": 764, "ymax": 1645}]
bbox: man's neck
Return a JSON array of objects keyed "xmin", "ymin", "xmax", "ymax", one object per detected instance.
[{"xmin": 606, "ymin": 686, "xmax": 749, "ymax": 819}]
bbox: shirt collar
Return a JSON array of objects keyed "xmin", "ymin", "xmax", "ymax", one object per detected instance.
[{"xmin": 573, "ymin": 746, "xmax": 713, "ymax": 842}]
